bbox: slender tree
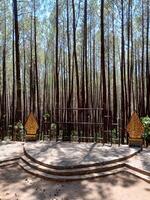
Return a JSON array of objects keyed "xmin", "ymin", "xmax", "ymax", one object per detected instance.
[
  {"xmin": 100, "ymin": 0, "xmax": 107, "ymax": 142},
  {"xmin": 120, "ymin": 0, "xmax": 125, "ymax": 143},
  {"xmin": 55, "ymin": 0, "xmax": 59, "ymax": 140},
  {"xmin": 112, "ymin": 3, "xmax": 117, "ymax": 123},
  {"xmin": 1, "ymin": 0, "xmax": 7, "ymax": 139},
  {"xmin": 146, "ymin": 0, "xmax": 149, "ymax": 114},
  {"xmin": 33, "ymin": 0, "xmax": 40, "ymax": 124},
  {"xmin": 13, "ymin": 0, "xmax": 22, "ymax": 122}
]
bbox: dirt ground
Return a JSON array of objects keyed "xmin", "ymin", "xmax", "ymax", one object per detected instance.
[{"xmin": 0, "ymin": 164, "xmax": 149, "ymax": 200}]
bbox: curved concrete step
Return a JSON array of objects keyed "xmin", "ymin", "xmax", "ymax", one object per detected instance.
[
  {"xmin": 23, "ymin": 146, "xmax": 140, "ymax": 170},
  {"xmin": 19, "ymin": 159, "xmax": 124, "ymax": 181},
  {"xmin": 20, "ymin": 155, "xmax": 125, "ymax": 176},
  {"xmin": 0, "ymin": 157, "xmax": 20, "ymax": 167},
  {"xmin": 0, "ymin": 160, "xmax": 18, "ymax": 167}
]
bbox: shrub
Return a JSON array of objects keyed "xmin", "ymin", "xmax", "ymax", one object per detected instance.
[{"xmin": 141, "ymin": 115, "xmax": 150, "ymax": 140}]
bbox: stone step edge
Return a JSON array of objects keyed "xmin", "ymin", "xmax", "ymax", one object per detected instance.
[
  {"xmin": 125, "ymin": 168, "xmax": 150, "ymax": 183},
  {"xmin": 0, "ymin": 157, "xmax": 20, "ymax": 164},
  {"xmin": 19, "ymin": 160, "xmax": 150, "ymax": 183},
  {"xmin": 23, "ymin": 147, "xmax": 140, "ymax": 170},
  {"xmin": 125, "ymin": 163, "xmax": 150, "ymax": 176},
  {"xmin": 21, "ymin": 155, "xmax": 124, "ymax": 176},
  {"xmin": 0, "ymin": 158, "xmax": 20, "ymax": 167},
  {"xmin": 19, "ymin": 159, "xmax": 123, "ymax": 181}
]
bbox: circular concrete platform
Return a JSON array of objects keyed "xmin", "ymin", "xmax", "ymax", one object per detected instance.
[{"xmin": 24, "ymin": 142, "xmax": 140, "ymax": 169}]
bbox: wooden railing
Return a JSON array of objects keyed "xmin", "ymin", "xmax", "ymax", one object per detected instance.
[{"xmin": 42, "ymin": 108, "xmax": 122, "ymax": 145}]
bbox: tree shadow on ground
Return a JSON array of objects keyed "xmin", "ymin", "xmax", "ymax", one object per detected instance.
[
  {"xmin": 0, "ymin": 143, "xmax": 149, "ymax": 200},
  {"xmin": 127, "ymin": 148, "xmax": 150, "ymax": 174},
  {"xmin": 0, "ymin": 164, "xmax": 149, "ymax": 200}
]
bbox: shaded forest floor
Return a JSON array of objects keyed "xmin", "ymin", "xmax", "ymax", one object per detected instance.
[{"xmin": 0, "ymin": 164, "xmax": 149, "ymax": 200}]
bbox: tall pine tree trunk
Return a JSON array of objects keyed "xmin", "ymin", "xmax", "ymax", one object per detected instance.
[
  {"xmin": 13, "ymin": 0, "xmax": 22, "ymax": 122},
  {"xmin": 101, "ymin": 0, "xmax": 107, "ymax": 142},
  {"xmin": 55, "ymin": 0, "xmax": 59, "ymax": 140}
]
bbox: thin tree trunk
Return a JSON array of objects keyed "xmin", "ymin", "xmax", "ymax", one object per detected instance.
[
  {"xmin": 13, "ymin": 0, "xmax": 22, "ymax": 122},
  {"xmin": 84, "ymin": 0, "xmax": 88, "ymax": 108},
  {"xmin": 34, "ymin": 0, "xmax": 40, "ymax": 125},
  {"xmin": 23, "ymin": 21, "xmax": 26, "ymax": 124},
  {"xmin": 146, "ymin": 0, "xmax": 149, "ymax": 114},
  {"xmin": 72, "ymin": 0, "xmax": 80, "ymax": 108},
  {"xmin": 101, "ymin": 0, "xmax": 107, "ymax": 142},
  {"xmin": 141, "ymin": 1, "xmax": 145, "ymax": 115},
  {"xmin": 120, "ymin": 0, "xmax": 125, "ymax": 144},
  {"xmin": 112, "ymin": 5, "xmax": 117, "ymax": 123},
  {"xmin": 1, "ymin": 0, "xmax": 7, "ymax": 139},
  {"xmin": 12, "ymin": 13, "xmax": 15, "ymax": 140},
  {"xmin": 55, "ymin": 0, "xmax": 59, "ymax": 140}
]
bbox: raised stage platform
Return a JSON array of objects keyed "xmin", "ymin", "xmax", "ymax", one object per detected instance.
[
  {"xmin": 23, "ymin": 142, "xmax": 139, "ymax": 168},
  {"xmin": 0, "ymin": 141, "xmax": 149, "ymax": 182},
  {"xmin": 17, "ymin": 142, "xmax": 148, "ymax": 182}
]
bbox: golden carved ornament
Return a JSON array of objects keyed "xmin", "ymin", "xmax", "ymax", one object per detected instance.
[
  {"xmin": 127, "ymin": 112, "xmax": 144, "ymax": 138},
  {"xmin": 25, "ymin": 112, "xmax": 39, "ymax": 135}
]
